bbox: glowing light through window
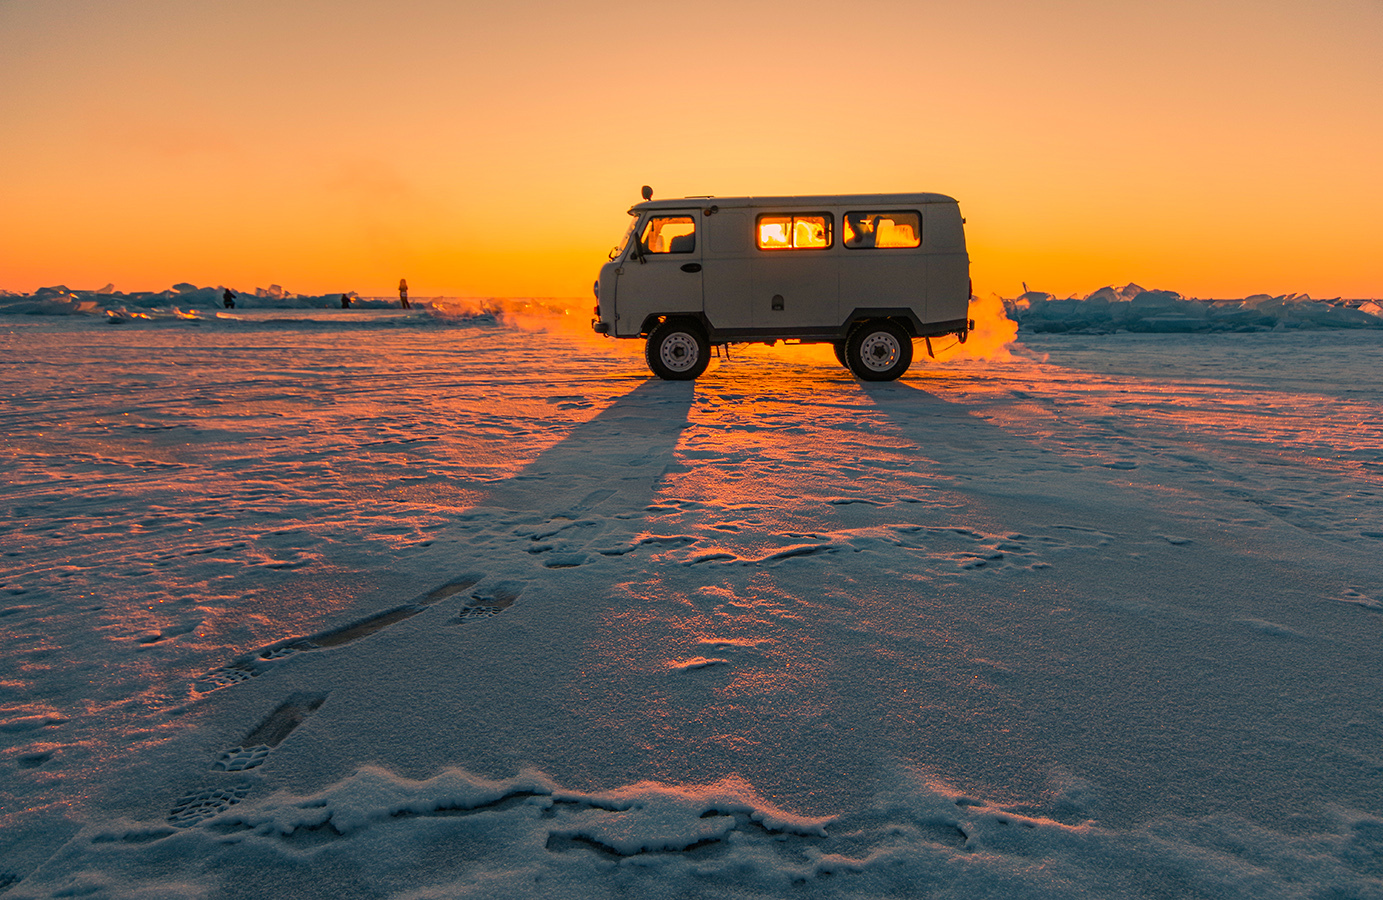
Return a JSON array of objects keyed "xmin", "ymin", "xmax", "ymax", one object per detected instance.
[
  {"xmin": 639, "ymin": 216, "xmax": 697, "ymax": 254},
  {"xmin": 757, "ymin": 214, "xmax": 832, "ymax": 250},
  {"xmin": 844, "ymin": 212, "xmax": 922, "ymax": 249}
]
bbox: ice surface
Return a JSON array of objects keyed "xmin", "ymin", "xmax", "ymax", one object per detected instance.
[
  {"xmin": 1007, "ymin": 283, "xmax": 1382, "ymax": 333},
  {"xmin": 0, "ymin": 283, "xmax": 562, "ymax": 325},
  {"xmin": 4, "ymin": 281, "xmax": 1379, "ymax": 335},
  {"xmin": 2, "ymin": 311, "xmax": 1382, "ymax": 898}
]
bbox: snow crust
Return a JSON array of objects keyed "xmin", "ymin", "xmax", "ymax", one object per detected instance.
[{"xmin": 2, "ymin": 313, "xmax": 1382, "ymax": 898}]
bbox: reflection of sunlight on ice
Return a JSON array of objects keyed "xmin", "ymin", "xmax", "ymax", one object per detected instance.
[{"xmin": 747, "ymin": 342, "xmax": 838, "ymax": 368}]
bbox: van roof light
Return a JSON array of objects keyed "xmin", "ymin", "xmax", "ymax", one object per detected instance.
[{"xmin": 641, "ymin": 185, "xmax": 653, "ymax": 201}]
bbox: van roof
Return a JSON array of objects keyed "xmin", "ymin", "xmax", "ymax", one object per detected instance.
[{"xmin": 630, "ymin": 192, "xmax": 957, "ymax": 212}]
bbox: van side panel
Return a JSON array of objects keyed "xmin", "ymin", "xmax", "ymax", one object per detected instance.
[
  {"xmin": 922, "ymin": 202, "xmax": 970, "ymax": 323},
  {"xmin": 838, "ymin": 250, "xmax": 927, "ymax": 323},
  {"xmin": 927, "ymin": 254, "xmax": 969, "ymax": 323},
  {"xmin": 701, "ymin": 212, "xmax": 754, "ymax": 330},
  {"xmin": 752, "ymin": 256, "xmax": 839, "ymax": 328}
]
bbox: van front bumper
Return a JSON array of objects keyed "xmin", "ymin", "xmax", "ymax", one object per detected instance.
[{"xmin": 591, "ymin": 320, "xmax": 609, "ymax": 334}]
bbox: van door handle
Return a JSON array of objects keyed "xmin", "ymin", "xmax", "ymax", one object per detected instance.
[{"xmin": 680, "ymin": 263, "xmax": 702, "ymax": 273}]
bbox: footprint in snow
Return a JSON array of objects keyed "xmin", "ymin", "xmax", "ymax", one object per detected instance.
[
  {"xmin": 213, "ymin": 746, "xmax": 270, "ymax": 772},
  {"xmin": 167, "ymin": 785, "xmax": 252, "ymax": 827},
  {"xmin": 192, "ymin": 576, "xmax": 483, "ymax": 692},
  {"xmin": 450, "ymin": 581, "xmax": 525, "ymax": 624},
  {"xmin": 171, "ymin": 694, "xmax": 327, "ymax": 827},
  {"xmin": 210, "ymin": 693, "xmax": 327, "ymax": 773}
]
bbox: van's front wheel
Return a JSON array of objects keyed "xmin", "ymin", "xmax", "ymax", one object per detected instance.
[
  {"xmin": 846, "ymin": 320, "xmax": 912, "ymax": 381},
  {"xmin": 646, "ymin": 320, "xmax": 710, "ymax": 380}
]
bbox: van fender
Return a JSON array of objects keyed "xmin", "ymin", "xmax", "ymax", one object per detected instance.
[
  {"xmin": 640, "ymin": 312, "xmax": 709, "ymax": 338},
  {"xmin": 842, "ymin": 307, "xmax": 925, "ymax": 338}
]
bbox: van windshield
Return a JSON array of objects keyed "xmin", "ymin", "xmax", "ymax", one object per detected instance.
[{"xmin": 610, "ymin": 215, "xmax": 639, "ymax": 260}]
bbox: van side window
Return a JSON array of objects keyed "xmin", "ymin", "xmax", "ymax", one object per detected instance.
[
  {"xmin": 756, "ymin": 214, "xmax": 832, "ymax": 250},
  {"xmin": 639, "ymin": 216, "xmax": 696, "ymax": 254},
  {"xmin": 843, "ymin": 211, "xmax": 922, "ymax": 249}
]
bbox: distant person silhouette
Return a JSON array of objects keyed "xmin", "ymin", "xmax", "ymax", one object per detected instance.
[
  {"xmin": 341, "ymin": 293, "xmax": 352, "ymax": 309},
  {"xmin": 223, "ymin": 289, "xmax": 236, "ymax": 309},
  {"xmin": 398, "ymin": 278, "xmax": 410, "ymax": 309}
]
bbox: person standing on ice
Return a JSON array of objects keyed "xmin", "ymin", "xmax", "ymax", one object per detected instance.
[
  {"xmin": 340, "ymin": 293, "xmax": 352, "ymax": 309},
  {"xmin": 398, "ymin": 278, "xmax": 410, "ymax": 309},
  {"xmin": 222, "ymin": 288, "xmax": 235, "ymax": 309}
]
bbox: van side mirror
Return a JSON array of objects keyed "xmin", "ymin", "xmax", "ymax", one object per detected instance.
[{"xmin": 641, "ymin": 185, "xmax": 653, "ymax": 201}]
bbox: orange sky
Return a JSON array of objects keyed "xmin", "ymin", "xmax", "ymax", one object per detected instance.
[{"xmin": 2, "ymin": 0, "xmax": 1379, "ymax": 299}]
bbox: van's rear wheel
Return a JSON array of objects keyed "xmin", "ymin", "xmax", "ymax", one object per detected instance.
[
  {"xmin": 846, "ymin": 320, "xmax": 912, "ymax": 382},
  {"xmin": 646, "ymin": 320, "xmax": 710, "ymax": 380}
]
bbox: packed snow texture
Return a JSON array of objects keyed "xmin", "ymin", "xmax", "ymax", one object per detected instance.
[{"xmin": 2, "ymin": 311, "xmax": 1382, "ymax": 899}]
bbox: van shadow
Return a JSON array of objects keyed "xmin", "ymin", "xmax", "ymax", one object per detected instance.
[
  {"xmin": 397, "ymin": 375, "xmax": 701, "ymax": 620},
  {"xmin": 197, "ymin": 378, "xmax": 696, "ymax": 684},
  {"xmin": 477, "ymin": 378, "xmax": 696, "ymax": 520},
  {"xmin": 853, "ymin": 378, "xmax": 1072, "ymax": 511},
  {"xmin": 398, "ymin": 375, "xmax": 699, "ymax": 617},
  {"xmin": 849, "ymin": 377, "xmax": 1383, "ymax": 831}
]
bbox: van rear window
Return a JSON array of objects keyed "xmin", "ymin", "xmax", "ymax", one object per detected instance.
[
  {"xmin": 757, "ymin": 214, "xmax": 832, "ymax": 250},
  {"xmin": 844, "ymin": 211, "xmax": 921, "ymax": 249}
]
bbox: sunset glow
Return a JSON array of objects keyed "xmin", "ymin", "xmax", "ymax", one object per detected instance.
[{"xmin": 1, "ymin": 0, "xmax": 1379, "ymax": 298}]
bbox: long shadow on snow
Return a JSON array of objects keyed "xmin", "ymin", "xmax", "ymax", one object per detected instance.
[
  {"xmin": 854, "ymin": 378, "xmax": 1383, "ymax": 832},
  {"xmin": 195, "ymin": 378, "xmax": 696, "ymax": 685},
  {"xmin": 478, "ymin": 377, "xmax": 696, "ymax": 518}
]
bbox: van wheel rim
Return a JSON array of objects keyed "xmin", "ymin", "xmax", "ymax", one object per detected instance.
[
  {"xmin": 660, "ymin": 333, "xmax": 699, "ymax": 372},
  {"xmin": 859, "ymin": 332, "xmax": 900, "ymax": 371}
]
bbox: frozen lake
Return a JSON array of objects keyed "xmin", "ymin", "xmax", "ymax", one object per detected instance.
[{"xmin": 2, "ymin": 314, "xmax": 1382, "ymax": 898}]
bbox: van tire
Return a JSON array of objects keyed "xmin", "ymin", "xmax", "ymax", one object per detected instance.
[
  {"xmin": 646, "ymin": 320, "xmax": 710, "ymax": 381},
  {"xmin": 846, "ymin": 320, "xmax": 912, "ymax": 381}
]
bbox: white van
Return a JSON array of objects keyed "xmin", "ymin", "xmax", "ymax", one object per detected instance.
[{"xmin": 592, "ymin": 189, "xmax": 972, "ymax": 381}]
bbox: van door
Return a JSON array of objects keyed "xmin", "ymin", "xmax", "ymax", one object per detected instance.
[
  {"xmin": 614, "ymin": 211, "xmax": 703, "ymax": 335},
  {"xmin": 920, "ymin": 202, "xmax": 969, "ymax": 323},
  {"xmin": 701, "ymin": 211, "xmax": 754, "ymax": 331},
  {"xmin": 749, "ymin": 211, "xmax": 839, "ymax": 330},
  {"xmin": 838, "ymin": 209, "xmax": 928, "ymax": 323}
]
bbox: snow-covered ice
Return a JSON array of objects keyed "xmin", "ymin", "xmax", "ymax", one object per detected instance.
[
  {"xmin": 1007, "ymin": 283, "xmax": 1383, "ymax": 334},
  {"xmin": 3, "ymin": 281, "xmax": 1380, "ymax": 335},
  {"xmin": 2, "ymin": 308, "xmax": 1382, "ymax": 898}
]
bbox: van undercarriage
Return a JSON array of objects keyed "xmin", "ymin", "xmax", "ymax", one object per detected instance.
[{"xmin": 625, "ymin": 314, "xmax": 975, "ymax": 382}]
